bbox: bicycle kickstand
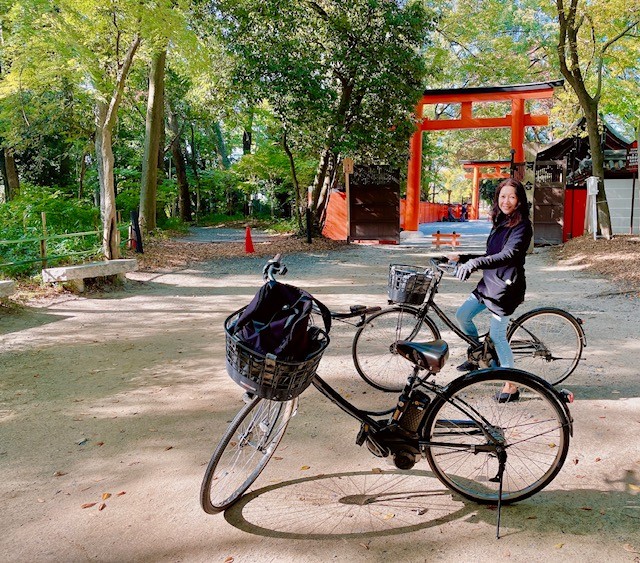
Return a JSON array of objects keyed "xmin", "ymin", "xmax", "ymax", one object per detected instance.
[{"xmin": 490, "ymin": 447, "xmax": 507, "ymax": 539}]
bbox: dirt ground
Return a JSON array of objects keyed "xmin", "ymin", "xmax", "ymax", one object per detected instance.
[{"xmin": 1, "ymin": 233, "xmax": 640, "ymax": 562}]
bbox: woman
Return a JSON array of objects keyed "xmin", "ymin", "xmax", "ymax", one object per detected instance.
[{"xmin": 449, "ymin": 178, "xmax": 533, "ymax": 403}]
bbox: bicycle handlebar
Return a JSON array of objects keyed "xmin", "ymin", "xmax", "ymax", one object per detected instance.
[
  {"xmin": 263, "ymin": 254, "xmax": 287, "ymax": 281},
  {"xmin": 430, "ymin": 256, "xmax": 457, "ymax": 277}
]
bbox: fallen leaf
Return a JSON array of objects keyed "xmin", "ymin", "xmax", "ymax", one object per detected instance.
[
  {"xmin": 53, "ymin": 471, "xmax": 67, "ymax": 477},
  {"xmin": 555, "ymin": 543, "xmax": 564, "ymax": 549},
  {"xmin": 300, "ymin": 465, "xmax": 310, "ymax": 470},
  {"xmin": 383, "ymin": 513, "xmax": 395, "ymax": 520},
  {"xmin": 629, "ymin": 484, "xmax": 640, "ymax": 492},
  {"xmin": 224, "ymin": 557, "xmax": 234, "ymax": 563},
  {"xmin": 595, "ymin": 457, "xmax": 601, "ymax": 462},
  {"xmin": 81, "ymin": 503, "xmax": 97, "ymax": 509},
  {"xmin": 117, "ymin": 491, "xmax": 126, "ymax": 496},
  {"xmin": 548, "ymin": 443, "xmax": 557, "ymax": 448},
  {"xmin": 273, "ymin": 456, "xmax": 283, "ymax": 460},
  {"xmin": 98, "ymin": 503, "xmax": 106, "ymax": 511},
  {"xmin": 102, "ymin": 493, "xmax": 111, "ymax": 500},
  {"xmin": 96, "ymin": 442, "xmax": 104, "ymax": 446},
  {"xmin": 572, "ymin": 458, "xmax": 579, "ymax": 465},
  {"xmin": 371, "ymin": 467, "xmax": 383, "ymax": 474}
]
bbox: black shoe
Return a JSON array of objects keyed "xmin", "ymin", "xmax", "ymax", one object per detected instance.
[
  {"xmin": 495, "ymin": 390, "xmax": 520, "ymax": 403},
  {"xmin": 456, "ymin": 360, "xmax": 478, "ymax": 372}
]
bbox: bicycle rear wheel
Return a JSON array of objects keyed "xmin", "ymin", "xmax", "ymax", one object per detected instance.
[
  {"xmin": 352, "ymin": 306, "xmax": 440, "ymax": 392},
  {"xmin": 423, "ymin": 369, "xmax": 570, "ymax": 504},
  {"xmin": 508, "ymin": 307, "xmax": 584, "ymax": 385},
  {"xmin": 200, "ymin": 397, "xmax": 297, "ymax": 513}
]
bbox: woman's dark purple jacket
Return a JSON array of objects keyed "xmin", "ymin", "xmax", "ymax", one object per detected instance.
[{"xmin": 462, "ymin": 217, "xmax": 533, "ymax": 316}]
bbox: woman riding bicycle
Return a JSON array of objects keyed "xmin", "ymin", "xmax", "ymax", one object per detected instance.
[{"xmin": 449, "ymin": 178, "xmax": 533, "ymax": 403}]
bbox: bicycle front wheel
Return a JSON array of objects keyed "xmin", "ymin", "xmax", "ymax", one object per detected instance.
[
  {"xmin": 352, "ymin": 306, "xmax": 440, "ymax": 392},
  {"xmin": 508, "ymin": 307, "xmax": 585, "ymax": 385},
  {"xmin": 423, "ymin": 369, "xmax": 570, "ymax": 504},
  {"xmin": 200, "ymin": 397, "xmax": 297, "ymax": 513}
]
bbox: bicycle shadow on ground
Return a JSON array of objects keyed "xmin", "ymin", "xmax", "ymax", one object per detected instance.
[
  {"xmin": 223, "ymin": 469, "xmax": 640, "ymax": 541},
  {"xmin": 223, "ymin": 469, "xmax": 473, "ymax": 540}
]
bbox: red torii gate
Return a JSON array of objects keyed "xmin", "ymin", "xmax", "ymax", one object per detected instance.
[
  {"xmin": 461, "ymin": 159, "xmax": 512, "ymax": 220},
  {"xmin": 405, "ymin": 81, "xmax": 563, "ymax": 230}
]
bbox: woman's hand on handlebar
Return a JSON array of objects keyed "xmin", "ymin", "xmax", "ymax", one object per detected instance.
[{"xmin": 430, "ymin": 256, "xmax": 458, "ymax": 276}]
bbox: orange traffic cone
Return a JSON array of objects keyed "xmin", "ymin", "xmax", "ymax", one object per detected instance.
[{"xmin": 245, "ymin": 226, "xmax": 255, "ymax": 254}]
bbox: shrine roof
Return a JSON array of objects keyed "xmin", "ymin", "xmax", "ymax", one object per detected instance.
[{"xmin": 423, "ymin": 80, "xmax": 564, "ymax": 97}]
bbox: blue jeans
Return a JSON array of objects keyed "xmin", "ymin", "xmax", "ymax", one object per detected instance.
[{"xmin": 455, "ymin": 294, "xmax": 514, "ymax": 368}]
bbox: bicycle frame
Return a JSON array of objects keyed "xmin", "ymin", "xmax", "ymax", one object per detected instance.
[
  {"xmin": 311, "ymin": 371, "xmax": 513, "ymax": 454},
  {"xmin": 404, "ymin": 267, "xmax": 483, "ymax": 349}
]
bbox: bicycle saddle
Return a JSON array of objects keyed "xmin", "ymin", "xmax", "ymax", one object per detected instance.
[{"xmin": 395, "ymin": 339, "xmax": 449, "ymax": 373}]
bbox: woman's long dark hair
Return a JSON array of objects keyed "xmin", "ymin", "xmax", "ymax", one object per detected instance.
[{"xmin": 490, "ymin": 178, "xmax": 529, "ymax": 227}]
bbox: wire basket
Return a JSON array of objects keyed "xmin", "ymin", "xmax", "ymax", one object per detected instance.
[
  {"xmin": 388, "ymin": 264, "xmax": 433, "ymax": 305},
  {"xmin": 224, "ymin": 310, "xmax": 330, "ymax": 401}
]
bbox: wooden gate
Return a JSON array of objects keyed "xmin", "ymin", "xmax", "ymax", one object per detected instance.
[
  {"xmin": 533, "ymin": 160, "xmax": 565, "ymax": 245},
  {"xmin": 349, "ymin": 165, "xmax": 400, "ymax": 243}
]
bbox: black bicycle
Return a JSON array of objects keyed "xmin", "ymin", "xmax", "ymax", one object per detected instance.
[
  {"xmin": 352, "ymin": 258, "xmax": 586, "ymax": 392},
  {"xmin": 200, "ymin": 256, "xmax": 574, "ymax": 537}
]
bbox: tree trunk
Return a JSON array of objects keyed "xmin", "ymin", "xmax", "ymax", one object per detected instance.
[
  {"xmin": 0, "ymin": 148, "xmax": 8, "ymax": 201},
  {"xmin": 309, "ymin": 79, "xmax": 353, "ymax": 220},
  {"xmin": 282, "ymin": 129, "xmax": 303, "ymax": 232},
  {"xmin": 583, "ymin": 105, "xmax": 612, "ymax": 238},
  {"xmin": 139, "ymin": 49, "xmax": 166, "ymax": 233},
  {"xmin": 310, "ymin": 146, "xmax": 332, "ymax": 210},
  {"xmin": 2, "ymin": 148, "xmax": 20, "ymax": 200},
  {"xmin": 213, "ymin": 122, "xmax": 230, "ymax": 169},
  {"xmin": 242, "ymin": 108, "xmax": 253, "ymax": 155},
  {"xmin": 78, "ymin": 148, "xmax": 90, "ymax": 199},
  {"xmin": 167, "ymin": 106, "xmax": 191, "ymax": 223},
  {"xmin": 555, "ymin": 0, "xmax": 618, "ymax": 239},
  {"xmin": 95, "ymin": 102, "xmax": 119, "ymax": 259},
  {"xmin": 189, "ymin": 123, "xmax": 202, "ymax": 219},
  {"xmin": 95, "ymin": 34, "xmax": 141, "ymax": 259}
]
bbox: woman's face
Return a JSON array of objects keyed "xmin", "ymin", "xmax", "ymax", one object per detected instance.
[{"xmin": 498, "ymin": 185, "xmax": 519, "ymax": 216}]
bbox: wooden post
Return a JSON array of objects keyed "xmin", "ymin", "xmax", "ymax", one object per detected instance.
[
  {"xmin": 40, "ymin": 212, "xmax": 48, "ymax": 269},
  {"xmin": 343, "ymin": 158, "xmax": 354, "ymax": 241}
]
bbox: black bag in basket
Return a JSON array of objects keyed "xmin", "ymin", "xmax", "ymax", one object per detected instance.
[{"xmin": 232, "ymin": 282, "xmax": 331, "ymax": 361}]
